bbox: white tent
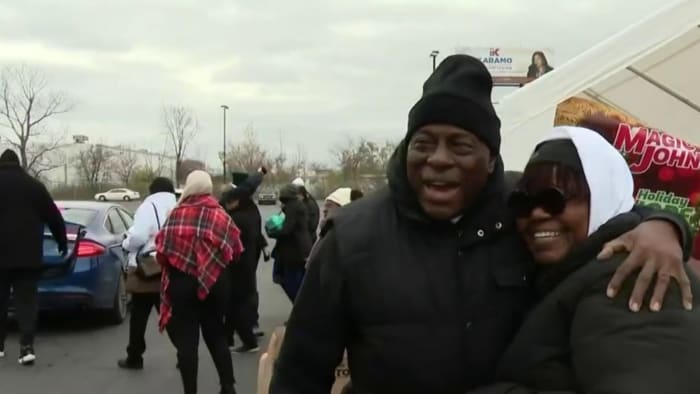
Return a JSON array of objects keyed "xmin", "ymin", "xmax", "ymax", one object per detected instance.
[{"xmin": 497, "ymin": 0, "xmax": 700, "ymax": 170}]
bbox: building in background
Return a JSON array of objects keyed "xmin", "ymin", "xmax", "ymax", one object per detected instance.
[{"xmin": 0, "ymin": 134, "xmax": 177, "ymax": 189}]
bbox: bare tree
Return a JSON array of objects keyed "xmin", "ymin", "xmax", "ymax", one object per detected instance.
[
  {"xmin": 226, "ymin": 124, "xmax": 269, "ymax": 173},
  {"xmin": 112, "ymin": 146, "xmax": 139, "ymax": 186},
  {"xmin": 333, "ymin": 138, "xmax": 364, "ymax": 183},
  {"xmin": 180, "ymin": 158, "xmax": 206, "ymax": 178},
  {"xmin": 26, "ymin": 138, "xmax": 68, "ymax": 177},
  {"xmin": 267, "ymin": 130, "xmax": 290, "ymax": 183},
  {"xmin": 377, "ymin": 140, "xmax": 398, "ymax": 171},
  {"xmin": 290, "ymin": 144, "xmax": 308, "ymax": 178},
  {"xmin": 143, "ymin": 151, "xmax": 166, "ymax": 179},
  {"xmin": 0, "ymin": 65, "xmax": 72, "ymax": 174},
  {"xmin": 333, "ymin": 138, "xmax": 396, "ymax": 182},
  {"xmin": 76, "ymin": 144, "xmax": 113, "ymax": 190},
  {"xmin": 163, "ymin": 105, "xmax": 198, "ymax": 182}
]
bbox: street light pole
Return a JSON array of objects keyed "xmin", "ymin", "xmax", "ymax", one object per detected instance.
[
  {"xmin": 221, "ymin": 105, "xmax": 229, "ymax": 181},
  {"xmin": 430, "ymin": 50, "xmax": 440, "ymax": 72}
]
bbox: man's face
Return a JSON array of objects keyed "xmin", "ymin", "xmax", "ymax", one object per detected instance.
[{"xmin": 406, "ymin": 124, "xmax": 495, "ymax": 220}]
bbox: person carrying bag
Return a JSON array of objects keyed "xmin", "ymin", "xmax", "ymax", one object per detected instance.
[
  {"xmin": 130, "ymin": 202, "xmax": 163, "ymax": 282},
  {"xmin": 118, "ymin": 177, "xmax": 177, "ymax": 370}
]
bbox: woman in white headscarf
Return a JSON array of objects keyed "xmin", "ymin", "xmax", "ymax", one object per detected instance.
[{"xmin": 469, "ymin": 126, "xmax": 700, "ymax": 393}]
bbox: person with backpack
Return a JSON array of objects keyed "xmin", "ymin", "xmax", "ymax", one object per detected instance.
[{"xmin": 118, "ymin": 177, "xmax": 177, "ymax": 370}]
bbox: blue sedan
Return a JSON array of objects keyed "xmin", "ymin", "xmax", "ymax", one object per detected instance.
[{"xmin": 39, "ymin": 201, "xmax": 132, "ymax": 324}]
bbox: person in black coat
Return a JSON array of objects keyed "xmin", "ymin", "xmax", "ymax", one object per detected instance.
[
  {"xmin": 268, "ymin": 184, "xmax": 312, "ymax": 302},
  {"xmin": 470, "ymin": 126, "xmax": 700, "ymax": 394},
  {"xmin": 0, "ymin": 149, "xmax": 67, "ymax": 365},
  {"xmin": 269, "ymin": 56, "xmax": 693, "ymax": 394},
  {"xmin": 292, "ymin": 178, "xmax": 320, "ymax": 242},
  {"xmin": 221, "ymin": 169, "xmax": 268, "ymax": 353}
]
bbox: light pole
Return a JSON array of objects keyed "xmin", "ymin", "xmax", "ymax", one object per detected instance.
[
  {"xmin": 430, "ymin": 50, "xmax": 440, "ymax": 72},
  {"xmin": 221, "ymin": 105, "xmax": 229, "ymax": 180}
]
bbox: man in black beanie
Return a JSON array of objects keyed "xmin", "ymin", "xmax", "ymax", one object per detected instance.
[
  {"xmin": 0, "ymin": 149, "xmax": 67, "ymax": 366},
  {"xmin": 270, "ymin": 55, "xmax": 692, "ymax": 394}
]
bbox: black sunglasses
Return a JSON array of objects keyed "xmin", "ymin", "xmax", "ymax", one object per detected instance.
[{"xmin": 508, "ymin": 187, "xmax": 568, "ymax": 218}]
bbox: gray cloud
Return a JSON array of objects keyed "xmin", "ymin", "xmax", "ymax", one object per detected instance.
[{"xmin": 0, "ymin": 0, "xmax": 669, "ymax": 166}]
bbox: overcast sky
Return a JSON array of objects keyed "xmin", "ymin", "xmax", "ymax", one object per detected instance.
[{"xmin": 0, "ymin": 0, "xmax": 670, "ymax": 167}]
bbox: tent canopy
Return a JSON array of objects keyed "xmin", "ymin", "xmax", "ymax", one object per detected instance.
[{"xmin": 497, "ymin": 0, "xmax": 700, "ymax": 170}]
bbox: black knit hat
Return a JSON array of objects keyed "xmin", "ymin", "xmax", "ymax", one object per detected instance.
[
  {"xmin": 232, "ymin": 171, "xmax": 249, "ymax": 186},
  {"xmin": 407, "ymin": 55, "xmax": 501, "ymax": 152},
  {"xmin": 0, "ymin": 149, "xmax": 20, "ymax": 165}
]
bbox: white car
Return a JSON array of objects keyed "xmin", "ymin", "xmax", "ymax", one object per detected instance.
[{"xmin": 94, "ymin": 188, "xmax": 141, "ymax": 202}]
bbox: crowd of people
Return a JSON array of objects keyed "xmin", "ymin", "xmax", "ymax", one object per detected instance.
[
  {"xmin": 1, "ymin": 53, "xmax": 700, "ymax": 394},
  {"xmin": 0, "ymin": 141, "xmax": 365, "ymax": 393}
]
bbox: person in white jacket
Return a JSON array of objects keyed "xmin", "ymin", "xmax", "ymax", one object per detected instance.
[{"xmin": 118, "ymin": 177, "xmax": 177, "ymax": 370}]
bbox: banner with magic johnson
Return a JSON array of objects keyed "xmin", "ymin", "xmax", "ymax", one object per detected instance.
[{"xmin": 554, "ymin": 97, "xmax": 700, "ymax": 238}]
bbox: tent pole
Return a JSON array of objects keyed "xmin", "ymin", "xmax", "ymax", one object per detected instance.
[{"xmin": 626, "ymin": 66, "xmax": 700, "ymax": 113}]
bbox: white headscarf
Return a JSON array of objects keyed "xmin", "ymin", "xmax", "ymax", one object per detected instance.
[
  {"xmin": 325, "ymin": 187, "xmax": 352, "ymax": 207},
  {"xmin": 536, "ymin": 126, "xmax": 635, "ymax": 235},
  {"xmin": 179, "ymin": 170, "xmax": 213, "ymax": 203}
]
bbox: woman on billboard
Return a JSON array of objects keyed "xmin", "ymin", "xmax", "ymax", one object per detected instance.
[{"xmin": 527, "ymin": 51, "xmax": 553, "ymax": 79}]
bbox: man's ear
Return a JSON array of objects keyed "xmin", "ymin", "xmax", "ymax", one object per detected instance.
[{"xmin": 488, "ymin": 155, "xmax": 496, "ymax": 174}]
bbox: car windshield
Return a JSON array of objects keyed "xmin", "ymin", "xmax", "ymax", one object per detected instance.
[{"xmin": 59, "ymin": 207, "xmax": 97, "ymax": 227}]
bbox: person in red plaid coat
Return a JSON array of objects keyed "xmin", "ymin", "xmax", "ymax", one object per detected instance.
[{"xmin": 155, "ymin": 170, "xmax": 244, "ymax": 394}]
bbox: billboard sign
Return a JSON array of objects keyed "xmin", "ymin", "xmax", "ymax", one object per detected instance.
[{"xmin": 455, "ymin": 47, "xmax": 555, "ymax": 86}]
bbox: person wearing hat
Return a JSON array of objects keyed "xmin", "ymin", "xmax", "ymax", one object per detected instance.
[
  {"xmin": 270, "ymin": 55, "xmax": 693, "ymax": 394},
  {"xmin": 220, "ymin": 168, "xmax": 268, "ymax": 352},
  {"xmin": 468, "ymin": 126, "xmax": 700, "ymax": 393},
  {"xmin": 322, "ymin": 188, "xmax": 352, "ymax": 221},
  {"xmin": 267, "ymin": 183, "xmax": 312, "ymax": 302},
  {"xmin": 0, "ymin": 149, "xmax": 67, "ymax": 366},
  {"xmin": 291, "ymin": 177, "xmax": 320, "ymax": 243},
  {"xmin": 118, "ymin": 177, "xmax": 177, "ymax": 370}
]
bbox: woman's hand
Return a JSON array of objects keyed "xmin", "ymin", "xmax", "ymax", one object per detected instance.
[{"xmin": 598, "ymin": 220, "xmax": 692, "ymax": 312}]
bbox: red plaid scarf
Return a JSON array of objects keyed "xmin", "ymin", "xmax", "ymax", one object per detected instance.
[{"xmin": 155, "ymin": 194, "xmax": 243, "ymax": 331}]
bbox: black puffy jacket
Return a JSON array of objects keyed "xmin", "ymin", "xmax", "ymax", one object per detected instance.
[
  {"xmin": 270, "ymin": 143, "xmax": 535, "ymax": 394},
  {"xmin": 469, "ymin": 213, "xmax": 700, "ymax": 394}
]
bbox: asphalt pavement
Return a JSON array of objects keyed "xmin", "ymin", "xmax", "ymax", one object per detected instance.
[{"xmin": 0, "ymin": 203, "xmax": 291, "ymax": 394}]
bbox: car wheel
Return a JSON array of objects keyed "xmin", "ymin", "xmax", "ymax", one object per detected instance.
[
  {"xmin": 106, "ymin": 274, "xmax": 129, "ymax": 325},
  {"xmin": 123, "ymin": 196, "xmax": 131, "ymax": 201},
  {"xmin": 98, "ymin": 196, "xmax": 107, "ymax": 201}
]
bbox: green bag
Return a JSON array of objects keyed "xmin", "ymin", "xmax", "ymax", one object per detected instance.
[{"xmin": 265, "ymin": 213, "xmax": 285, "ymax": 236}]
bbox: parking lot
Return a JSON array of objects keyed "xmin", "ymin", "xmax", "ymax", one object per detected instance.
[{"xmin": 0, "ymin": 202, "xmax": 290, "ymax": 394}]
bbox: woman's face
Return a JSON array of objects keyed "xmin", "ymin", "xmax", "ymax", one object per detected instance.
[
  {"xmin": 515, "ymin": 171, "xmax": 589, "ymax": 264},
  {"xmin": 534, "ymin": 53, "xmax": 545, "ymax": 67},
  {"xmin": 323, "ymin": 200, "xmax": 341, "ymax": 220}
]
